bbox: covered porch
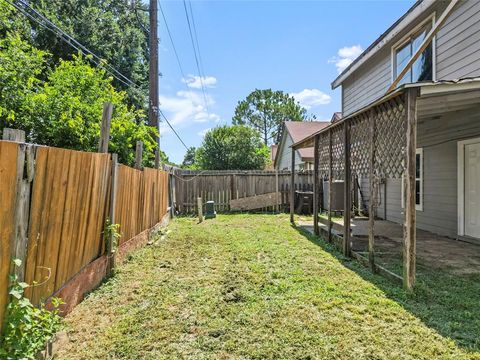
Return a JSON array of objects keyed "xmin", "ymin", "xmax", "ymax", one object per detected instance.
[{"xmin": 291, "ymin": 78, "xmax": 480, "ymax": 290}]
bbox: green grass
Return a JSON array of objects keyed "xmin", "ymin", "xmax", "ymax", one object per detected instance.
[{"xmin": 56, "ymin": 214, "xmax": 479, "ymax": 359}]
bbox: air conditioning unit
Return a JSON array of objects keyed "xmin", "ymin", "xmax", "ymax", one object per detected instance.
[{"xmin": 322, "ymin": 180, "xmax": 344, "ymax": 212}]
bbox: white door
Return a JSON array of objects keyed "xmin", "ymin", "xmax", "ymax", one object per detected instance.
[{"xmin": 465, "ymin": 142, "xmax": 480, "ymax": 238}]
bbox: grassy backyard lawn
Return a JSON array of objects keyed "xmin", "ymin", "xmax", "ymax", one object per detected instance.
[{"xmin": 56, "ymin": 214, "xmax": 479, "ymax": 359}]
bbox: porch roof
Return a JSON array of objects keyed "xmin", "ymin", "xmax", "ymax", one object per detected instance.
[{"xmin": 292, "ymin": 77, "xmax": 480, "ymax": 150}]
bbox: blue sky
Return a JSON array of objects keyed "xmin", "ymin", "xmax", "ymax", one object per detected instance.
[{"xmin": 158, "ymin": 0, "xmax": 415, "ymax": 164}]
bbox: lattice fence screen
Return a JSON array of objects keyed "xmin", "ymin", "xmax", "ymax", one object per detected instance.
[
  {"xmin": 331, "ymin": 125, "xmax": 344, "ymax": 180},
  {"xmin": 318, "ymin": 132, "xmax": 330, "ymax": 177},
  {"xmin": 350, "ymin": 112, "xmax": 371, "ymax": 177},
  {"xmin": 374, "ymin": 94, "xmax": 406, "ymax": 179}
]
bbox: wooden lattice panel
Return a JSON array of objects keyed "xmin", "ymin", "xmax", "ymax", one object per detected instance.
[
  {"xmin": 374, "ymin": 95, "xmax": 406, "ymax": 178},
  {"xmin": 350, "ymin": 113, "xmax": 371, "ymax": 177},
  {"xmin": 331, "ymin": 125, "xmax": 344, "ymax": 180},
  {"xmin": 318, "ymin": 132, "xmax": 330, "ymax": 177}
]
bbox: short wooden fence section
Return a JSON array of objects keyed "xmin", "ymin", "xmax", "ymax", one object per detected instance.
[{"xmin": 172, "ymin": 170, "xmax": 315, "ymax": 213}]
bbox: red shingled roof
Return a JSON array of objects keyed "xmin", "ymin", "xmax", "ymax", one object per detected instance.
[
  {"xmin": 283, "ymin": 121, "xmax": 330, "ymax": 162},
  {"xmin": 284, "ymin": 121, "xmax": 330, "ymax": 143}
]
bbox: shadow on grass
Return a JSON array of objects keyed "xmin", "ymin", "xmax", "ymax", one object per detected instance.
[{"xmin": 292, "ymin": 224, "xmax": 480, "ymax": 354}]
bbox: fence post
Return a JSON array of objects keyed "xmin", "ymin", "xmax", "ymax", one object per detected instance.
[
  {"xmin": 155, "ymin": 149, "xmax": 161, "ymax": 169},
  {"xmin": 4, "ymin": 129, "xmax": 33, "ymax": 282},
  {"xmin": 2, "ymin": 128, "xmax": 25, "ymax": 142},
  {"xmin": 275, "ymin": 170, "xmax": 279, "ymax": 213},
  {"xmin": 313, "ymin": 135, "xmax": 320, "ymax": 235},
  {"xmin": 106, "ymin": 153, "xmax": 118, "ymax": 276},
  {"xmin": 328, "ymin": 129, "xmax": 333, "ymax": 242},
  {"xmin": 98, "ymin": 102, "xmax": 113, "ymax": 153},
  {"xmin": 343, "ymin": 122, "xmax": 352, "ymax": 257},
  {"xmin": 368, "ymin": 109, "xmax": 376, "ymax": 272},
  {"xmin": 290, "ymin": 150, "xmax": 295, "ymax": 224},
  {"xmin": 404, "ymin": 88, "xmax": 418, "ymax": 291},
  {"xmin": 135, "ymin": 141, "xmax": 143, "ymax": 170},
  {"xmin": 197, "ymin": 197, "xmax": 203, "ymax": 223}
]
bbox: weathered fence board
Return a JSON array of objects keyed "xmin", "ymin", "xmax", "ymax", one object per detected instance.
[
  {"xmin": 0, "ymin": 141, "xmax": 19, "ymax": 328},
  {"xmin": 0, "ymin": 139, "xmax": 170, "ymax": 328},
  {"xmin": 115, "ymin": 165, "xmax": 168, "ymax": 244},
  {"xmin": 24, "ymin": 147, "xmax": 111, "ymax": 305},
  {"xmin": 230, "ymin": 192, "xmax": 280, "ymax": 211},
  {"xmin": 173, "ymin": 170, "xmax": 314, "ymax": 214}
]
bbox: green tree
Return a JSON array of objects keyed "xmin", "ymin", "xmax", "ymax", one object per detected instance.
[
  {"xmin": 232, "ymin": 89, "xmax": 313, "ymax": 145},
  {"xmin": 196, "ymin": 126, "xmax": 270, "ymax": 170},
  {"xmin": 182, "ymin": 147, "xmax": 197, "ymax": 168},
  {"xmin": 25, "ymin": 55, "xmax": 159, "ymax": 166},
  {"xmin": 27, "ymin": 0, "xmax": 149, "ymax": 109},
  {"xmin": 0, "ymin": 13, "xmax": 47, "ymax": 131}
]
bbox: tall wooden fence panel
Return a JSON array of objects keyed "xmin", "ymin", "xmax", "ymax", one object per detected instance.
[
  {"xmin": 24, "ymin": 147, "xmax": 111, "ymax": 305},
  {"xmin": 173, "ymin": 170, "xmax": 315, "ymax": 213},
  {"xmin": 0, "ymin": 140, "xmax": 170, "ymax": 328},
  {"xmin": 115, "ymin": 166, "xmax": 169, "ymax": 244},
  {"xmin": 0, "ymin": 142, "xmax": 19, "ymax": 326}
]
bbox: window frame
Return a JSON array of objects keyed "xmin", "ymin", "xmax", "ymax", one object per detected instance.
[
  {"xmin": 401, "ymin": 148, "xmax": 423, "ymax": 211},
  {"xmin": 391, "ymin": 14, "xmax": 436, "ymax": 85}
]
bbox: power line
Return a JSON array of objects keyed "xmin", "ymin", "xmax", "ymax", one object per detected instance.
[
  {"xmin": 188, "ymin": 0, "xmax": 207, "ymax": 84},
  {"xmin": 3, "ymin": 0, "xmax": 191, "ymax": 152},
  {"xmin": 4, "ymin": 0, "xmax": 138, "ymax": 89},
  {"xmin": 158, "ymin": 0, "xmax": 188, "ymax": 83},
  {"xmin": 182, "ymin": 0, "xmax": 210, "ymax": 113},
  {"xmin": 159, "ymin": 111, "xmax": 189, "ymax": 151}
]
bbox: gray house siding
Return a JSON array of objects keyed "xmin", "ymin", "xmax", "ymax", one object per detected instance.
[
  {"xmin": 342, "ymin": 50, "xmax": 391, "ymax": 116},
  {"xmin": 360, "ymin": 105, "xmax": 480, "ymax": 238},
  {"xmin": 436, "ymin": 0, "xmax": 480, "ymax": 79},
  {"xmin": 341, "ymin": 0, "xmax": 480, "ymax": 117},
  {"xmin": 275, "ymin": 133, "xmax": 303, "ymax": 170}
]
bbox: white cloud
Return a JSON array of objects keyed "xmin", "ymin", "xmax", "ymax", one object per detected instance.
[
  {"xmin": 158, "ymin": 90, "xmax": 220, "ymax": 134},
  {"xmin": 290, "ymin": 89, "xmax": 331, "ymax": 109},
  {"xmin": 197, "ymin": 128, "xmax": 211, "ymax": 137},
  {"xmin": 328, "ymin": 45, "xmax": 363, "ymax": 73},
  {"xmin": 182, "ymin": 74, "xmax": 217, "ymax": 89}
]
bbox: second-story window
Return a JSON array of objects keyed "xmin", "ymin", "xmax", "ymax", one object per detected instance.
[{"xmin": 394, "ymin": 23, "xmax": 433, "ymax": 85}]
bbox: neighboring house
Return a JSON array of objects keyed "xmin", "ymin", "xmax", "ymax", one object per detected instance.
[
  {"xmin": 326, "ymin": 0, "xmax": 480, "ymax": 243},
  {"xmin": 275, "ymin": 121, "xmax": 329, "ymax": 170}
]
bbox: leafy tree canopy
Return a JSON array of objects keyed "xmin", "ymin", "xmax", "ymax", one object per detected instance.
[
  {"xmin": 232, "ymin": 89, "xmax": 314, "ymax": 145},
  {"xmin": 196, "ymin": 126, "xmax": 270, "ymax": 170},
  {"xmin": 0, "ymin": 17, "xmax": 164, "ymax": 167},
  {"xmin": 182, "ymin": 147, "xmax": 197, "ymax": 169},
  {"xmin": 26, "ymin": 0, "xmax": 150, "ymax": 110}
]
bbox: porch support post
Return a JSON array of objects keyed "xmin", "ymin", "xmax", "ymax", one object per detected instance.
[
  {"xmin": 313, "ymin": 135, "xmax": 320, "ymax": 235},
  {"xmin": 368, "ymin": 109, "xmax": 376, "ymax": 272},
  {"xmin": 328, "ymin": 130, "xmax": 333, "ymax": 242},
  {"xmin": 403, "ymin": 88, "xmax": 418, "ymax": 291},
  {"xmin": 343, "ymin": 122, "xmax": 351, "ymax": 256},
  {"xmin": 290, "ymin": 148, "xmax": 295, "ymax": 224}
]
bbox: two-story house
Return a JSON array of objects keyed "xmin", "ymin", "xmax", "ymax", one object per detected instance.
[{"xmin": 291, "ymin": 0, "xmax": 480, "ymax": 288}]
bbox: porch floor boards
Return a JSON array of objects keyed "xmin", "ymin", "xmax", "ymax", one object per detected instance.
[{"xmin": 299, "ymin": 218, "xmax": 480, "ymax": 276}]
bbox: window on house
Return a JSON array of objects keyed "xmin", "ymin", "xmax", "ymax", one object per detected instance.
[
  {"xmin": 402, "ymin": 148, "xmax": 423, "ymax": 211},
  {"xmin": 394, "ymin": 23, "xmax": 433, "ymax": 85}
]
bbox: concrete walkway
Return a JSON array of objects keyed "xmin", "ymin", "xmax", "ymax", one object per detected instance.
[{"xmin": 299, "ymin": 218, "xmax": 480, "ymax": 275}]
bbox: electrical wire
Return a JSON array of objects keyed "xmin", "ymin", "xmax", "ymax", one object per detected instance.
[
  {"xmin": 182, "ymin": 0, "xmax": 210, "ymax": 113},
  {"xmin": 3, "ymin": 0, "xmax": 191, "ymax": 152},
  {"xmin": 188, "ymin": 0, "xmax": 207, "ymax": 84},
  {"xmin": 158, "ymin": 0, "xmax": 188, "ymax": 83},
  {"xmin": 4, "ymin": 0, "xmax": 138, "ymax": 89},
  {"xmin": 159, "ymin": 110, "xmax": 189, "ymax": 151}
]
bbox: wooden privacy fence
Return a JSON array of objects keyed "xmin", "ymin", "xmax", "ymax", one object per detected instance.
[
  {"xmin": 172, "ymin": 170, "xmax": 315, "ymax": 213},
  {"xmin": 0, "ymin": 140, "xmax": 169, "ymax": 328}
]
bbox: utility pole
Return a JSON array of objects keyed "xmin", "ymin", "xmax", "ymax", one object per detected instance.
[{"xmin": 149, "ymin": 0, "xmax": 160, "ymax": 165}]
